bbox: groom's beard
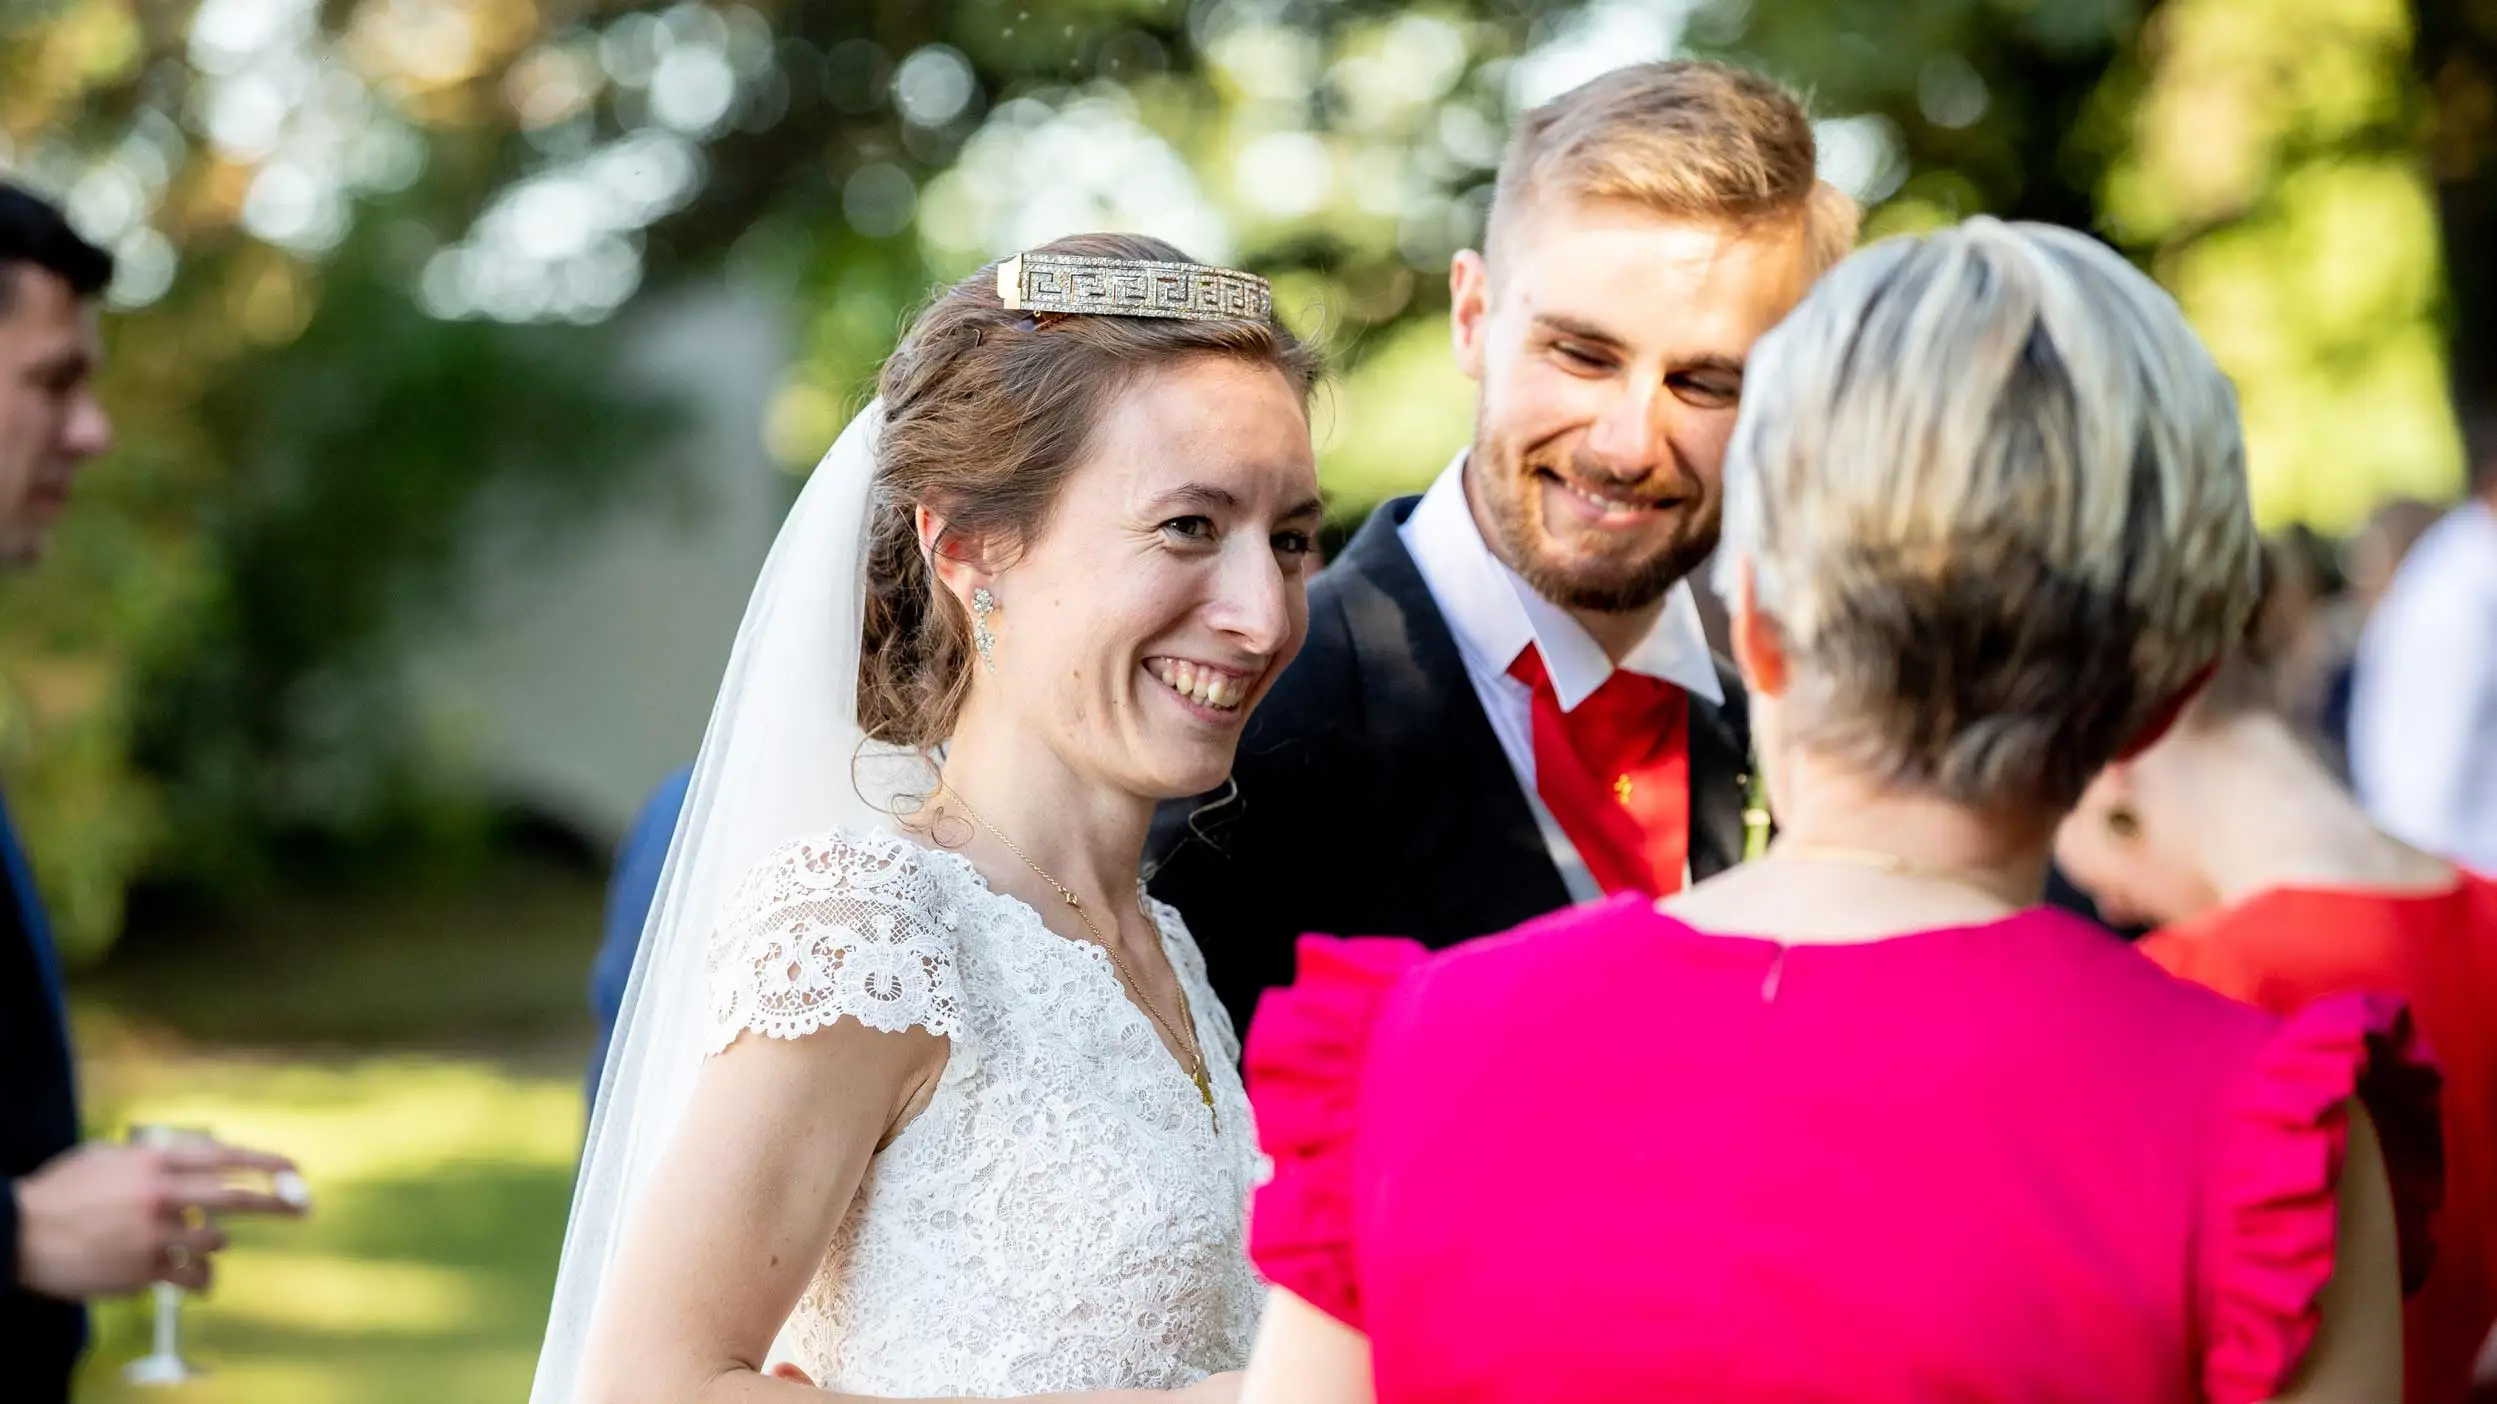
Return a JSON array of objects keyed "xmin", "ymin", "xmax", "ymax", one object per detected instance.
[{"xmin": 1471, "ymin": 423, "xmax": 1720, "ymax": 615}]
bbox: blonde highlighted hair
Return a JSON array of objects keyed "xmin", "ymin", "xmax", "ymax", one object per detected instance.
[
  {"xmin": 1489, "ymin": 60, "xmax": 1861, "ymax": 272},
  {"xmin": 1718, "ymin": 218, "xmax": 2261, "ymax": 813}
]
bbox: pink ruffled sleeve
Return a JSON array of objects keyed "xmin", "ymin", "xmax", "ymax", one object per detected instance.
[
  {"xmin": 2201, "ymin": 991, "xmax": 2445, "ymax": 1404},
  {"xmin": 1243, "ymin": 935, "xmax": 1431, "ymax": 1331}
]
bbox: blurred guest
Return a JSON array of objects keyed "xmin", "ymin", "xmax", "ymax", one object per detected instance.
[
  {"xmin": 1150, "ymin": 61, "xmax": 1862, "ymax": 1033},
  {"xmin": 2348, "ymin": 498, "xmax": 2444, "ymax": 610},
  {"xmin": 2349, "ymin": 418, "xmax": 2497, "ymax": 869},
  {"xmin": 2318, "ymin": 497, "xmax": 2443, "ymax": 768},
  {"xmin": 1239, "ymin": 220, "xmax": 2428, "ymax": 1404},
  {"xmin": 0, "ymin": 183, "xmax": 304, "ymax": 1403},
  {"xmin": 2059, "ymin": 557, "xmax": 2497, "ymax": 1403},
  {"xmin": 2260, "ymin": 528, "xmax": 2340, "ymax": 730},
  {"xmin": 585, "ymin": 764, "xmax": 688, "ymax": 1106}
]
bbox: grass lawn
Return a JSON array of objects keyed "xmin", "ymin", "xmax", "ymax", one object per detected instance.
[{"xmin": 63, "ymin": 858, "xmax": 604, "ymax": 1403}]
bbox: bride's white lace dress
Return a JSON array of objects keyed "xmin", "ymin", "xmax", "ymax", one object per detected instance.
[{"xmin": 704, "ymin": 826, "xmax": 1262, "ymax": 1393}]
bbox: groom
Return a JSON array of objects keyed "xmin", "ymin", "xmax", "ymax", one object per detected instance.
[{"xmin": 1150, "ymin": 60, "xmax": 1859, "ymax": 1032}]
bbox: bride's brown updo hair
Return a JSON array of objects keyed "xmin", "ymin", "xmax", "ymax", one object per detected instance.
[{"xmin": 858, "ymin": 232, "xmax": 1322, "ymax": 751}]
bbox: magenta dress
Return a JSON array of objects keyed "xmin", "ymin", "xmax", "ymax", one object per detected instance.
[{"xmin": 1246, "ymin": 897, "xmax": 2441, "ymax": 1403}]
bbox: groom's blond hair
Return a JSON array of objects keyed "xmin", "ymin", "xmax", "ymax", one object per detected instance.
[{"xmin": 1489, "ymin": 60, "xmax": 1859, "ymax": 273}]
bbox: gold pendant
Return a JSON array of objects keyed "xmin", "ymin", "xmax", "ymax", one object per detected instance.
[{"xmin": 1194, "ymin": 1066, "xmax": 1217, "ymax": 1129}]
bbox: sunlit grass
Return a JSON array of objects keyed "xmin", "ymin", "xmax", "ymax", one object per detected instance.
[
  {"xmin": 51, "ymin": 843, "xmax": 604, "ymax": 1402},
  {"xmin": 71, "ymin": 1041, "xmax": 584, "ymax": 1403},
  {"xmin": 209, "ymin": 1252, "xmax": 495, "ymax": 1336}
]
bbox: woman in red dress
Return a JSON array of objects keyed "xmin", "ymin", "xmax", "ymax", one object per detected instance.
[
  {"xmin": 1234, "ymin": 217, "xmax": 2439, "ymax": 1404},
  {"xmin": 2059, "ymin": 558, "xmax": 2497, "ymax": 1403}
]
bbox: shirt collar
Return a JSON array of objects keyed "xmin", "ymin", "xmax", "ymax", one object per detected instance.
[{"xmin": 1399, "ymin": 453, "xmax": 1724, "ymax": 713}]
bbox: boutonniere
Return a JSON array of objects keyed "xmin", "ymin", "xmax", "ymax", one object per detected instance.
[{"xmin": 1742, "ymin": 758, "xmax": 1773, "ymax": 862}]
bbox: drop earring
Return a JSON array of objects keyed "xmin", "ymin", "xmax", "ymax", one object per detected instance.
[{"xmin": 971, "ymin": 587, "xmax": 998, "ymax": 675}]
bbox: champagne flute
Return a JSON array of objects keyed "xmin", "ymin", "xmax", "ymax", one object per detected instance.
[{"xmin": 122, "ymin": 1123, "xmax": 213, "ymax": 1386}]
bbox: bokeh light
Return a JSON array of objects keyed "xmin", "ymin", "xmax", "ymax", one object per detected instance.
[
  {"xmin": 919, "ymin": 88, "xmax": 1232, "ymax": 270},
  {"xmin": 893, "ymin": 44, "xmax": 978, "ymax": 128}
]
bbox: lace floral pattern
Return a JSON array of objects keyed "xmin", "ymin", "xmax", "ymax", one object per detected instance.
[
  {"xmin": 704, "ymin": 828, "xmax": 1262, "ymax": 1394},
  {"xmin": 706, "ymin": 831, "xmax": 966, "ymax": 1046}
]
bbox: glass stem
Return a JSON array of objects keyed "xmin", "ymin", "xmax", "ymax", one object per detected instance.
[{"xmin": 152, "ymin": 1282, "xmax": 181, "ymax": 1360}]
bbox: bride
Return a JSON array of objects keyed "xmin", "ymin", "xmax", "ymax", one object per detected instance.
[{"xmin": 529, "ymin": 232, "xmax": 1324, "ymax": 1402}]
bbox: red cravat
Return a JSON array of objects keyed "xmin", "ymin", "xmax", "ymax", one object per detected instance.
[{"xmin": 1507, "ymin": 647, "xmax": 1691, "ymax": 896}]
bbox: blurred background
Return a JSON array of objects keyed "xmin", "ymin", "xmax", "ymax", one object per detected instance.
[{"xmin": 2, "ymin": 0, "xmax": 2490, "ymax": 1398}]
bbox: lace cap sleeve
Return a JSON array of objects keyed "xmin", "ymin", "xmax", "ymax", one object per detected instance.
[
  {"xmin": 1244, "ymin": 934, "xmax": 1431, "ymax": 1330},
  {"xmin": 705, "ymin": 830, "xmax": 965, "ymax": 1053},
  {"xmin": 2200, "ymin": 992, "xmax": 2444, "ymax": 1404}
]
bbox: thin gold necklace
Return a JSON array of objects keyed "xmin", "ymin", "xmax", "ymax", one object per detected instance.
[
  {"xmin": 1771, "ymin": 840, "xmax": 2030, "ymax": 909},
  {"xmin": 937, "ymin": 784, "xmax": 1216, "ymax": 1125}
]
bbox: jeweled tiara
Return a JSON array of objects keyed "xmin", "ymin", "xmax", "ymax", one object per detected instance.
[{"xmin": 995, "ymin": 252, "xmax": 1273, "ymax": 323}]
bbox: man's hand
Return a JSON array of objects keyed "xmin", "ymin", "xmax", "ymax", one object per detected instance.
[{"xmin": 12, "ymin": 1139, "xmax": 305, "ymax": 1299}]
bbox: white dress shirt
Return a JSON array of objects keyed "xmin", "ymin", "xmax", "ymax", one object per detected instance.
[
  {"xmin": 1398, "ymin": 454, "xmax": 1726, "ymax": 901},
  {"xmin": 2350, "ymin": 499, "xmax": 2497, "ymax": 872}
]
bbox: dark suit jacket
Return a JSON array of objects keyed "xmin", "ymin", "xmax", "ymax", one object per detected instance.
[
  {"xmin": 0, "ymin": 791, "xmax": 86, "ymax": 1401},
  {"xmin": 1149, "ymin": 497, "xmax": 1754, "ymax": 1036}
]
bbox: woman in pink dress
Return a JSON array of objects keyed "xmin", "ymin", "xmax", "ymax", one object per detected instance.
[{"xmin": 1236, "ymin": 219, "xmax": 2440, "ymax": 1403}]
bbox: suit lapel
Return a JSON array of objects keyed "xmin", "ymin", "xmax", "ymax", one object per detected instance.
[
  {"xmin": 1339, "ymin": 498, "xmax": 1759, "ymax": 894},
  {"xmin": 0, "ymin": 794, "xmax": 67, "ymax": 1031},
  {"xmin": 1685, "ymin": 659, "xmax": 1754, "ymax": 881},
  {"xmin": 1329, "ymin": 500, "xmax": 1571, "ymax": 931},
  {"xmin": 0, "ymin": 793, "xmax": 75, "ymax": 1122}
]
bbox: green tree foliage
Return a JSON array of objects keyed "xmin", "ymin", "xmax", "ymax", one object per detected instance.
[
  {"xmin": 133, "ymin": 242, "xmax": 677, "ymax": 893},
  {"xmin": 2, "ymin": 0, "xmax": 689, "ymax": 956}
]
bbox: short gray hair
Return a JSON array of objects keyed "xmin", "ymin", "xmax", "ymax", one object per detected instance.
[{"xmin": 1717, "ymin": 217, "xmax": 2259, "ymax": 812}]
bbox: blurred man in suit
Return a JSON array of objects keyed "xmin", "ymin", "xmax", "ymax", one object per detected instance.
[{"xmin": 0, "ymin": 183, "xmax": 302, "ymax": 1402}]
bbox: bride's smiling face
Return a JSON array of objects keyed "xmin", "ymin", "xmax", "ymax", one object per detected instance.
[{"xmin": 973, "ymin": 354, "xmax": 1321, "ymax": 799}]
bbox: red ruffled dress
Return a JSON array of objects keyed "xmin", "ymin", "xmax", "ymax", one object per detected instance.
[
  {"xmin": 1247, "ymin": 899, "xmax": 2440, "ymax": 1402},
  {"xmin": 2145, "ymin": 872, "xmax": 2497, "ymax": 1402}
]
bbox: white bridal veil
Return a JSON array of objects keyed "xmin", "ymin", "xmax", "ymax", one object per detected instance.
[{"xmin": 529, "ymin": 401, "xmax": 912, "ymax": 1401}]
